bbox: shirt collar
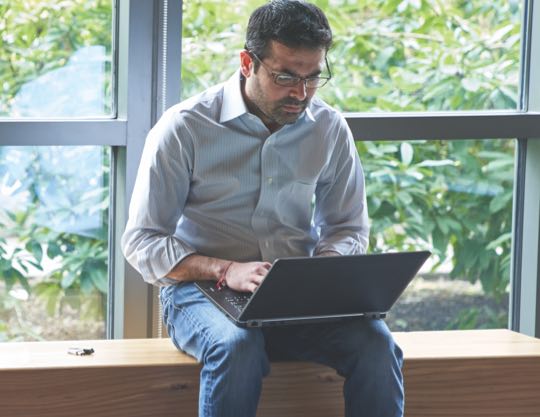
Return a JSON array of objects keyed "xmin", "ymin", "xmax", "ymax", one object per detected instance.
[
  {"xmin": 220, "ymin": 71, "xmax": 249, "ymax": 123},
  {"xmin": 220, "ymin": 70, "xmax": 316, "ymax": 124},
  {"xmin": 304, "ymin": 105, "xmax": 316, "ymax": 122}
]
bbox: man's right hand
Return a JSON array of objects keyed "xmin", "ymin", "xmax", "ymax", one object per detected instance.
[
  {"xmin": 224, "ymin": 261, "xmax": 272, "ymax": 293},
  {"xmin": 166, "ymin": 254, "xmax": 271, "ymax": 293}
]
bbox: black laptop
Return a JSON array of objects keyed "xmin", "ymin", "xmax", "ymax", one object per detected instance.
[{"xmin": 195, "ymin": 250, "xmax": 431, "ymax": 328}]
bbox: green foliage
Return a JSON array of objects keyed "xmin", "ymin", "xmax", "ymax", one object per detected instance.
[
  {"xmin": 446, "ymin": 305, "xmax": 508, "ymax": 330},
  {"xmin": 181, "ymin": 0, "xmax": 264, "ymax": 98},
  {"xmin": 361, "ymin": 139, "xmax": 514, "ymax": 303},
  {"xmin": 318, "ymin": 0, "xmax": 521, "ymax": 112},
  {"xmin": 1, "ymin": 0, "xmax": 112, "ymax": 339},
  {"xmin": 181, "ymin": 0, "xmax": 521, "ymax": 112},
  {"xmin": 0, "ymin": 147, "xmax": 109, "ymax": 339},
  {"xmin": 0, "ymin": 0, "xmax": 113, "ymax": 116},
  {"xmin": 32, "ymin": 232, "xmax": 108, "ymax": 316},
  {"xmin": 0, "ymin": 291, "xmax": 44, "ymax": 342}
]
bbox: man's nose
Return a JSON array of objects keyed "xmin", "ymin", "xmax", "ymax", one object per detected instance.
[{"xmin": 289, "ymin": 80, "xmax": 308, "ymax": 100}]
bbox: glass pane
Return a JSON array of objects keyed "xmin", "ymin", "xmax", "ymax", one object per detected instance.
[
  {"xmin": 181, "ymin": 0, "xmax": 522, "ymax": 111},
  {"xmin": 0, "ymin": 146, "xmax": 109, "ymax": 341},
  {"xmin": 360, "ymin": 139, "xmax": 515, "ymax": 331},
  {"xmin": 0, "ymin": 1, "xmax": 114, "ymax": 118}
]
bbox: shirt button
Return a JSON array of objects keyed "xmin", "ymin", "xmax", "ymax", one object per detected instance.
[
  {"xmin": 264, "ymin": 241, "xmax": 270, "ymax": 248},
  {"xmin": 267, "ymin": 177, "xmax": 273, "ymax": 184}
]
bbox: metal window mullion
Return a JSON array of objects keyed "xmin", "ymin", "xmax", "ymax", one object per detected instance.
[
  {"xmin": 515, "ymin": 139, "xmax": 540, "ymax": 337},
  {"xmin": 150, "ymin": 0, "xmax": 183, "ymax": 128},
  {"xmin": 509, "ymin": 138, "xmax": 527, "ymax": 331},
  {"xmin": 514, "ymin": 0, "xmax": 540, "ymax": 337},
  {"xmin": 0, "ymin": 120, "xmax": 126, "ymax": 146},
  {"xmin": 345, "ymin": 112, "xmax": 540, "ymax": 141},
  {"xmin": 162, "ymin": 0, "xmax": 182, "ymax": 113},
  {"xmin": 112, "ymin": 0, "xmax": 161, "ymax": 339},
  {"xmin": 114, "ymin": 0, "xmax": 183, "ymax": 339},
  {"xmin": 3, "ymin": 113, "xmax": 540, "ymax": 147}
]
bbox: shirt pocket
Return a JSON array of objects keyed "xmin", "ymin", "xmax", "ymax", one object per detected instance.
[{"xmin": 277, "ymin": 180, "xmax": 316, "ymax": 229}]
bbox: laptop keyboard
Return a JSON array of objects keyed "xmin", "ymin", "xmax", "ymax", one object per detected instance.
[{"xmin": 224, "ymin": 293, "xmax": 251, "ymax": 312}]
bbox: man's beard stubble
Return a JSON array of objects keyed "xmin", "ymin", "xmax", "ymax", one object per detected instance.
[
  {"xmin": 265, "ymin": 97, "xmax": 310, "ymax": 126},
  {"xmin": 248, "ymin": 76, "xmax": 310, "ymax": 127}
]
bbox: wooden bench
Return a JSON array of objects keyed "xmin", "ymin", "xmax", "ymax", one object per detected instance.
[{"xmin": 1, "ymin": 329, "xmax": 540, "ymax": 417}]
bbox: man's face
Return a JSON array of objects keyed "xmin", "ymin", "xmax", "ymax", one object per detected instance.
[{"xmin": 241, "ymin": 41, "xmax": 326, "ymax": 131}]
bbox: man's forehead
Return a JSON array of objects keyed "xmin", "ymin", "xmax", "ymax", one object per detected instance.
[{"xmin": 266, "ymin": 41, "xmax": 326, "ymax": 73}]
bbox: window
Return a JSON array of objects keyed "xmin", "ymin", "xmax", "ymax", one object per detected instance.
[
  {"xmin": 0, "ymin": 0, "xmax": 114, "ymax": 341},
  {"xmin": 2, "ymin": 0, "xmax": 539, "ymax": 340},
  {"xmin": 180, "ymin": 0, "xmax": 523, "ymax": 331},
  {"xmin": 376, "ymin": 139, "xmax": 515, "ymax": 330},
  {"xmin": 0, "ymin": 146, "xmax": 109, "ymax": 341},
  {"xmin": 320, "ymin": 0, "xmax": 522, "ymax": 112},
  {"xmin": 0, "ymin": 0, "xmax": 114, "ymax": 118},
  {"xmin": 181, "ymin": 0, "xmax": 522, "ymax": 112}
]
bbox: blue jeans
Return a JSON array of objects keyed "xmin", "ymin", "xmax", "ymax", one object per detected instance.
[{"xmin": 161, "ymin": 283, "xmax": 404, "ymax": 417}]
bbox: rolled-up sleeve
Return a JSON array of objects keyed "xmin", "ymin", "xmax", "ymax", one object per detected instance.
[
  {"xmin": 121, "ymin": 110, "xmax": 196, "ymax": 286},
  {"xmin": 313, "ymin": 117, "xmax": 369, "ymax": 256}
]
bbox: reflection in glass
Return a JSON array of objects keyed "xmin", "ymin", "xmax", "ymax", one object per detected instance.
[
  {"xmin": 0, "ymin": 146, "xmax": 109, "ymax": 341},
  {"xmin": 0, "ymin": 1, "xmax": 113, "ymax": 117}
]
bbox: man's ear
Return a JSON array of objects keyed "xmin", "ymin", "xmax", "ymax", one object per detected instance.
[{"xmin": 240, "ymin": 50, "xmax": 253, "ymax": 78}]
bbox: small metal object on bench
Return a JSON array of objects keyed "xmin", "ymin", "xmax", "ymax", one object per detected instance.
[{"xmin": 67, "ymin": 347, "xmax": 95, "ymax": 356}]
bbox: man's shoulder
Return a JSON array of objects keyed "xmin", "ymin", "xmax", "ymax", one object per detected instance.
[
  {"xmin": 148, "ymin": 82, "xmax": 226, "ymax": 148},
  {"xmin": 168, "ymin": 82, "xmax": 226, "ymax": 121},
  {"xmin": 309, "ymin": 96, "xmax": 348, "ymax": 128}
]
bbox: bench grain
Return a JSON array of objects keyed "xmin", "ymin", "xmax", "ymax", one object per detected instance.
[{"xmin": 1, "ymin": 329, "xmax": 540, "ymax": 417}]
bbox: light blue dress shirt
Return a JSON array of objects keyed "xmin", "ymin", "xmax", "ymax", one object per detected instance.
[{"xmin": 122, "ymin": 72, "xmax": 369, "ymax": 286}]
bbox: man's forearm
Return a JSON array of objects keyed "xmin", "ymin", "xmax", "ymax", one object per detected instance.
[
  {"xmin": 167, "ymin": 254, "xmax": 272, "ymax": 293},
  {"xmin": 166, "ymin": 254, "xmax": 230, "ymax": 283}
]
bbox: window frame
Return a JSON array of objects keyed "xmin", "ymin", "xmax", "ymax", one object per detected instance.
[
  {"xmin": 1, "ymin": 0, "xmax": 539, "ymax": 339},
  {"xmin": 511, "ymin": 0, "xmax": 540, "ymax": 336}
]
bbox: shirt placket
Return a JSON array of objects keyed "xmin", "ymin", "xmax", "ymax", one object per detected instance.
[{"xmin": 251, "ymin": 133, "xmax": 279, "ymax": 261}]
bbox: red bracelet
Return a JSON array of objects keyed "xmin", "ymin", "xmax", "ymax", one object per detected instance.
[{"xmin": 216, "ymin": 262, "xmax": 233, "ymax": 290}]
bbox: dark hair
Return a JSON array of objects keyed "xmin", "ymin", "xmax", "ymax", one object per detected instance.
[{"xmin": 245, "ymin": 0, "xmax": 332, "ymax": 63}]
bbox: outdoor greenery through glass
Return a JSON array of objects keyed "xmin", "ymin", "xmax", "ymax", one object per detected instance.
[
  {"xmin": 0, "ymin": 0, "xmax": 522, "ymax": 340},
  {"xmin": 0, "ymin": 0, "xmax": 113, "ymax": 342},
  {"xmin": 0, "ymin": 147, "xmax": 109, "ymax": 341},
  {"xmin": 181, "ymin": 0, "xmax": 522, "ymax": 112},
  {"xmin": 364, "ymin": 138, "xmax": 514, "ymax": 330},
  {"xmin": 0, "ymin": 0, "xmax": 113, "ymax": 117}
]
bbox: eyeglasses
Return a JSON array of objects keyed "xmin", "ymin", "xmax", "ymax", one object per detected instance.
[{"xmin": 249, "ymin": 51, "xmax": 332, "ymax": 89}]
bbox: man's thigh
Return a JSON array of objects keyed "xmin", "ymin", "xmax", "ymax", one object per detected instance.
[
  {"xmin": 161, "ymin": 283, "xmax": 266, "ymax": 361},
  {"xmin": 263, "ymin": 318, "xmax": 399, "ymax": 375}
]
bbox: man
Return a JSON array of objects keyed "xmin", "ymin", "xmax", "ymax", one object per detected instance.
[{"xmin": 122, "ymin": 1, "xmax": 404, "ymax": 416}]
